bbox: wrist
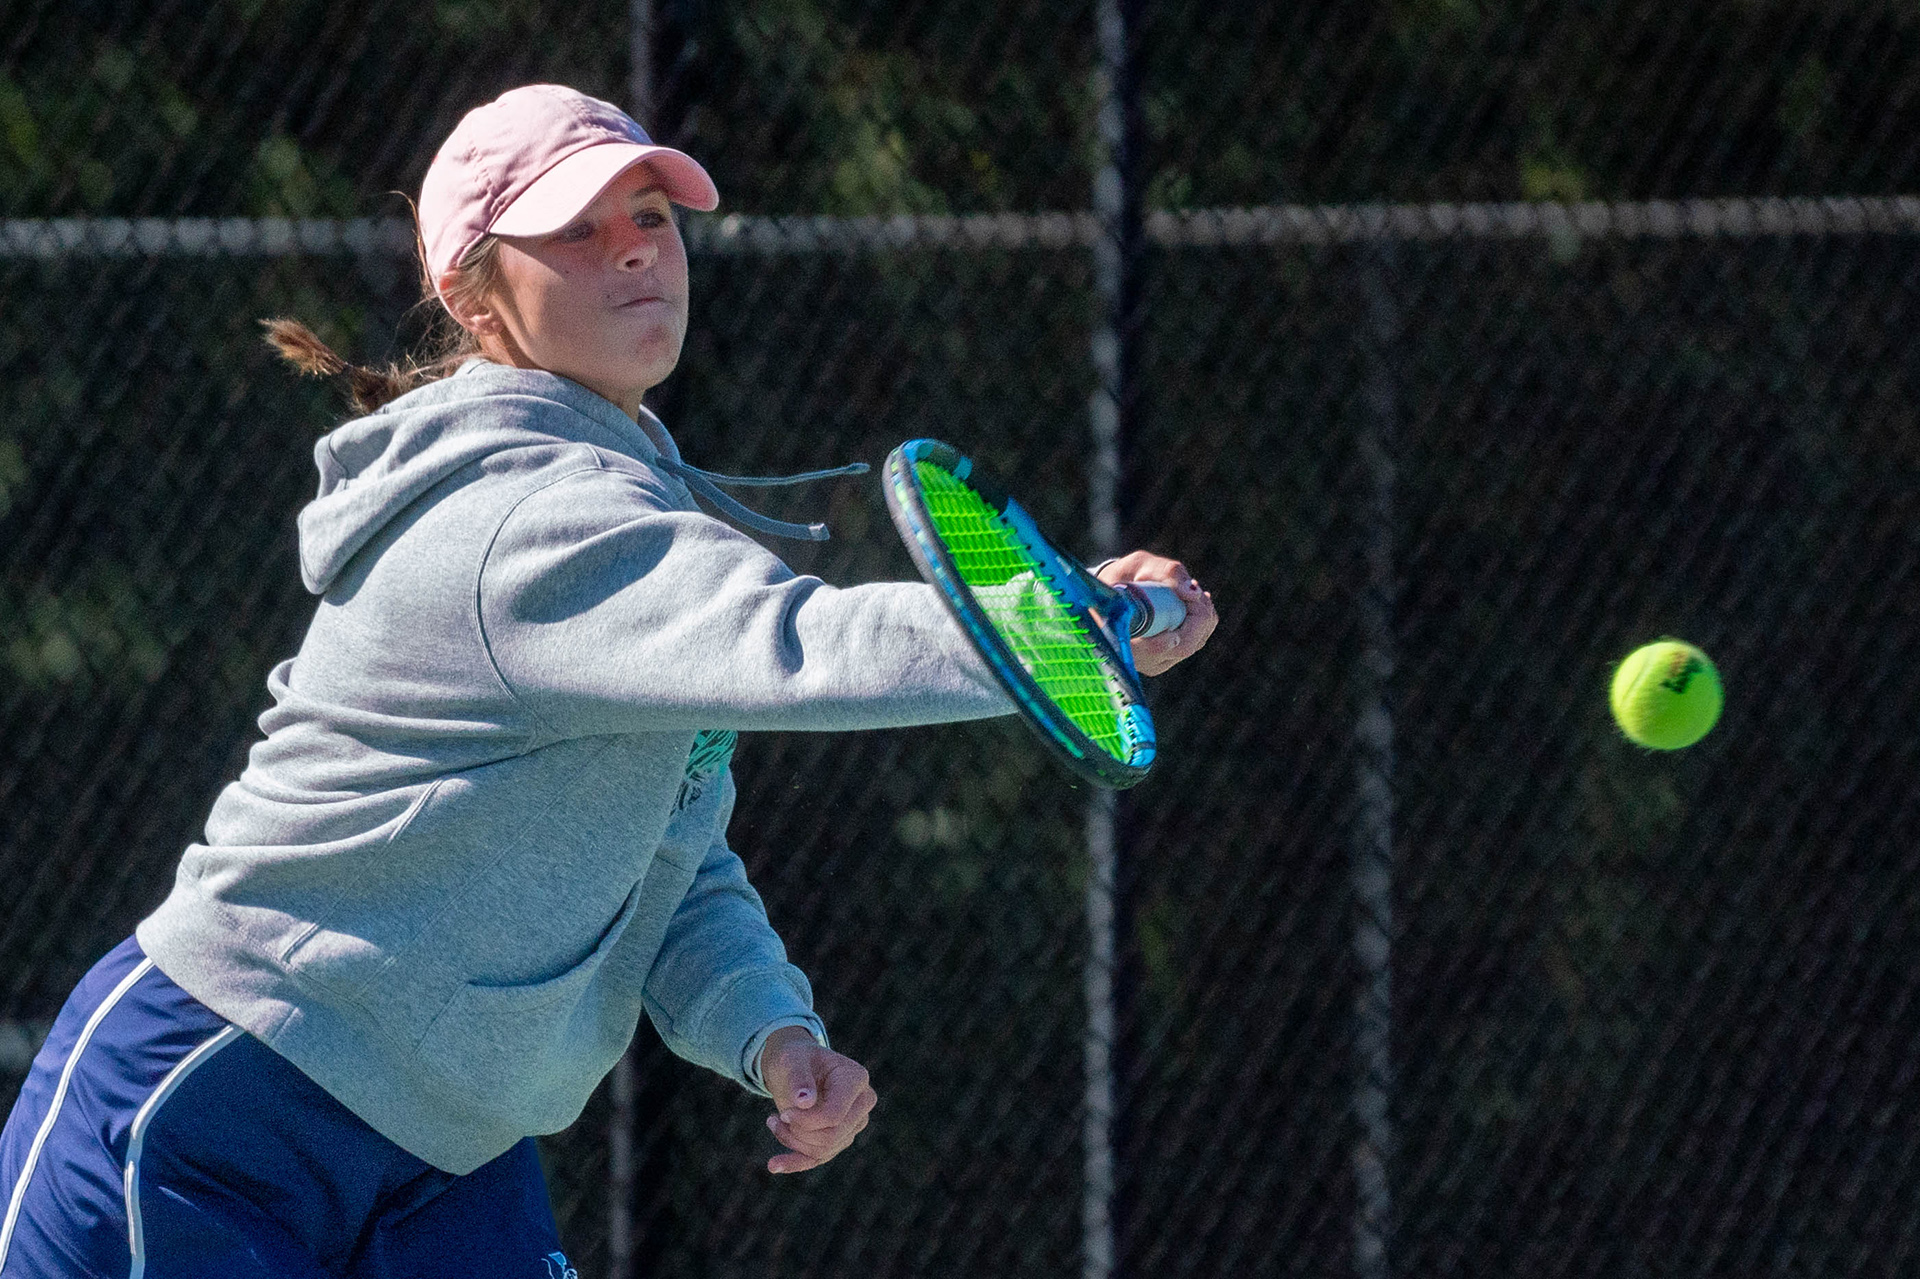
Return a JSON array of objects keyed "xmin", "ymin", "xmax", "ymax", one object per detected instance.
[
  {"xmin": 762, "ymin": 1024, "xmax": 817, "ymax": 1052},
  {"xmin": 758, "ymin": 1024, "xmax": 818, "ymax": 1071}
]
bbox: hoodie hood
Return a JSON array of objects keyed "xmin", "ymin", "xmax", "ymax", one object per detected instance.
[{"xmin": 298, "ymin": 361, "xmax": 679, "ymax": 594}]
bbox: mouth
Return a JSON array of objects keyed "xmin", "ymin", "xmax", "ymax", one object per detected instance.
[{"xmin": 616, "ymin": 294, "xmax": 669, "ymax": 310}]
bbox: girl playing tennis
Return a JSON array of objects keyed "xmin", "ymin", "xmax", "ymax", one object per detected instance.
[{"xmin": 0, "ymin": 84, "xmax": 1215, "ymax": 1277}]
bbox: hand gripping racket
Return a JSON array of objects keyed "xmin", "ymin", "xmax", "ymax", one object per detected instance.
[{"xmin": 883, "ymin": 439, "xmax": 1185, "ymax": 789}]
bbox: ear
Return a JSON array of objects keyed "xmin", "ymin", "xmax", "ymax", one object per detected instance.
[{"xmin": 437, "ymin": 272, "xmax": 505, "ymax": 335}]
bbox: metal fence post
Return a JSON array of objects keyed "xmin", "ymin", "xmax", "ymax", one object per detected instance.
[
  {"xmin": 1083, "ymin": 790, "xmax": 1119, "ymax": 1279},
  {"xmin": 1088, "ymin": 1, "xmax": 1142, "ymax": 1276},
  {"xmin": 1352, "ymin": 248, "xmax": 1399, "ymax": 1279},
  {"xmin": 627, "ymin": 0, "xmax": 657, "ymax": 131}
]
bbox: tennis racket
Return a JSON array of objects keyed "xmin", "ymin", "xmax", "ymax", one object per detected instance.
[{"xmin": 883, "ymin": 438, "xmax": 1185, "ymax": 789}]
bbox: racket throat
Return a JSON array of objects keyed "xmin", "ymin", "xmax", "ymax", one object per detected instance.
[{"xmin": 997, "ymin": 498, "xmax": 1140, "ymax": 677}]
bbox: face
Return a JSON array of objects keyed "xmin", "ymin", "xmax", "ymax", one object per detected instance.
[{"xmin": 453, "ymin": 164, "xmax": 689, "ymax": 416}]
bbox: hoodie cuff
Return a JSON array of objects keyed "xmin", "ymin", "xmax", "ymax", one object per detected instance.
[
  {"xmin": 695, "ymin": 966, "xmax": 827, "ymax": 1095},
  {"xmin": 741, "ymin": 1016, "xmax": 831, "ymax": 1094}
]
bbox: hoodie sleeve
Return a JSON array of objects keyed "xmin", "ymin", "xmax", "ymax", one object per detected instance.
[
  {"xmin": 640, "ymin": 776, "xmax": 828, "ymax": 1094},
  {"xmin": 478, "ymin": 462, "xmax": 1015, "ymax": 737}
]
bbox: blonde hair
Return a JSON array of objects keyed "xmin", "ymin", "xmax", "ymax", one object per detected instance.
[{"xmin": 262, "ymin": 234, "xmax": 504, "ymax": 416}]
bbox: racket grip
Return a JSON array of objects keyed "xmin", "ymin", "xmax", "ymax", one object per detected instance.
[{"xmin": 1122, "ymin": 583, "xmax": 1187, "ymax": 639}]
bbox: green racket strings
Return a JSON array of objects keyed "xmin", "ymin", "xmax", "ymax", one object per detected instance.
[{"xmin": 915, "ymin": 461, "xmax": 1132, "ymax": 761}]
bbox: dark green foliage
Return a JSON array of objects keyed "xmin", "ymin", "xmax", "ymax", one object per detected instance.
[{"xmin": 11, "ymin": 1, "xmax": 1920, "ymax": 220}]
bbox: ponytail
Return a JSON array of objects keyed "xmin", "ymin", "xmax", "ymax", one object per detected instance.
[
  {"xmin": 262, "ymin": 233, "xmax": 502, "ymax": 417},
  {"xmin": 259, "ymin": 319, "xmax": 475, "ymax": 416}
]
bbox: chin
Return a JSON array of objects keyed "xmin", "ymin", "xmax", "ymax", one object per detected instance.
[{"xmin": 628, "ymin": 340, "xmax": 684, "ymax": 385}]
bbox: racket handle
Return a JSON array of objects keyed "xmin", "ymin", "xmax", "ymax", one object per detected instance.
[{"xmin": 1122, "ymin": 583, "xmax": 1187, "ymax": 639}]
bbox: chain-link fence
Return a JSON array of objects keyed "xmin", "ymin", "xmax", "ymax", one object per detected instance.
[{"xmin": 5, "ymin": 2, "xmax": 1919, "ymax": 1276}]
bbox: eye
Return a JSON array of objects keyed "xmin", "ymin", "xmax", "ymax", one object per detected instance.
[
  {"xmin": 555, "ymin": 220, "xmax": 594, "ymax": 243},
  {"xmin": 634, "ymin": 207, "xmax": 670, "ymax": 229}
]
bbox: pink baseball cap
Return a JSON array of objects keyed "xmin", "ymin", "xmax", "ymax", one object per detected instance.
[{"xmin": 417, "ymin": 83, "xmax": 718, "ymax": 292}]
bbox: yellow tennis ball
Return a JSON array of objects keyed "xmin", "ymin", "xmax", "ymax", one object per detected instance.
[{"xmin": 1609, "ymin": 640, "xmax": 1723, "ymax": 750}]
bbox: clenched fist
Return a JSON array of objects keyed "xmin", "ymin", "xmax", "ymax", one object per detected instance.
[{"xmin": 757, "ymin": 1026, "xmax": 878, "ymax": 1174}]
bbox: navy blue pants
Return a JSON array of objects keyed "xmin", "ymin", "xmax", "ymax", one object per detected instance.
[{"xmin": 0, "ymin": 938, "xmax": 575, "ymax": 1278}]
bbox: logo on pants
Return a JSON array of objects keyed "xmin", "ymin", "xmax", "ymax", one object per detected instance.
[{"xmin": 544, "ymin": 1252, "xmax": 579, "ymax": 1279}]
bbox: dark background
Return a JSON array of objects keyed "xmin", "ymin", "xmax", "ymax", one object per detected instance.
[{"xmin": 3, "ymin": 2, "xmax": 1918, "ymax": 1275}]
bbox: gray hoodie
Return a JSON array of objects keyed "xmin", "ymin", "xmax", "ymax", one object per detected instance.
[{"xmin": 136, "ymin": 360, "xmax": 1011, "ymax": 1174}]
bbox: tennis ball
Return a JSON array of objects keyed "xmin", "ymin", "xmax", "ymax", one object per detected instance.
[{"xmin": 1609, "ymin": 640, "xmax": 1723, "ymax": 750}]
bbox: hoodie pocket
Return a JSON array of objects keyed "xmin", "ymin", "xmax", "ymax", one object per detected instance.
[{"xmin": 412, "ymin": 878, "xmax": 645, "ymax": 1117}]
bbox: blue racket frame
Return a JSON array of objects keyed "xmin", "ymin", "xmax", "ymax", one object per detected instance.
[{"xmin": 883, "ymin": 438, "xmax": 1159, "ymax": 790}]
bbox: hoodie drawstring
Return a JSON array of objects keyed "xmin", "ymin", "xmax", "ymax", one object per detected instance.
[{"xmin": 653, "ymin": 458, "xmax": 871, "ymax": 542}]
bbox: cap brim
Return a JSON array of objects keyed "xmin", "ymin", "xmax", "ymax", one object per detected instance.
[{"xmin": 489, "ymin": 142, "xmax": 719, "ymax": 237}]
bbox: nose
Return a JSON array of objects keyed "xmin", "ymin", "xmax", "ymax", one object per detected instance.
[{"xmin": 615, "ymin": 221, "xmax": 660, "ymax": 271}]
